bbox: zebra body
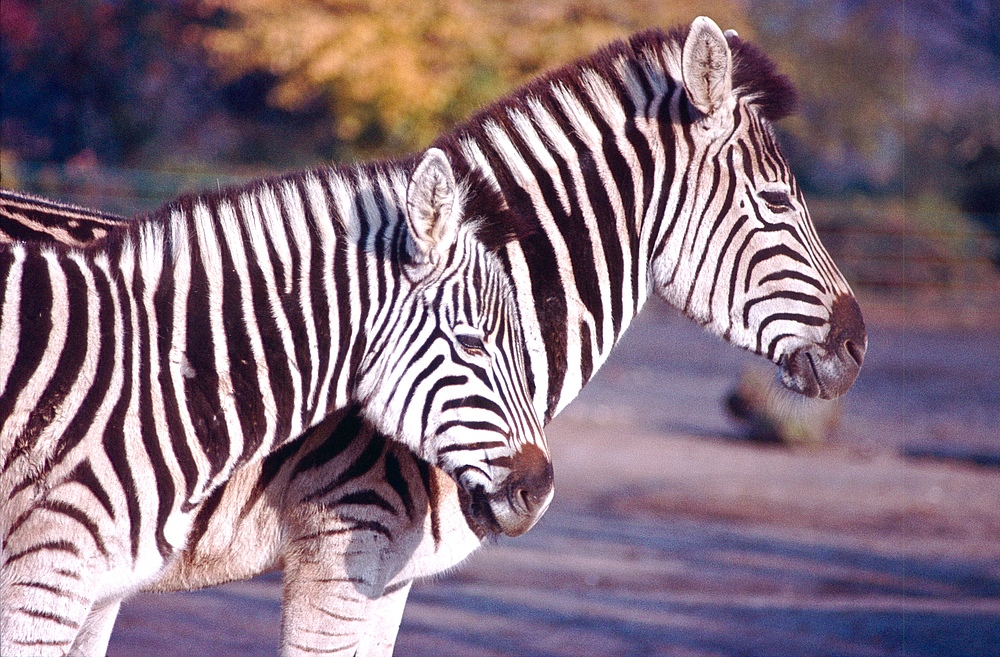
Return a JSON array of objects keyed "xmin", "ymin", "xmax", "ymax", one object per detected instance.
[
  {"xmin": 0, "ymin": 149, "xmax": 551, "ymax": 656},
  {"xmin": 0, "ymin": 17, "xmax": 867, "ymax": 656}
]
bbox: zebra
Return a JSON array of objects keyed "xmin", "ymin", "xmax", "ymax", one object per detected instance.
[
  {"xmin": 0, "ymin": 147, "xmax": 553, "ymax": 656},
  {"xmin": 0, "ymin": 189, "xmax": 129, "ymax": 247},
  {"xmin": 1, "ymin": 17, "xmax": 868, "ymax": 656}
]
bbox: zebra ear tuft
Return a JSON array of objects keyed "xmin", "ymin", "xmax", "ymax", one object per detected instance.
[
  {"xmin": 406, "ymin": 148, "xmax": 459, "ymax": 266},
  {"xmin": 682, "ymin": 16, "xmax": 734, "ymax": 120}
]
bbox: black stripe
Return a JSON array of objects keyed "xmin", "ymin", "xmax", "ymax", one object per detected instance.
[
  {"xmin": 0, "ymin": 251, "xmax": 53, "ymax": 460},
  {"xmin": 12, "ymin": 255, "xmax": 87, "ymax": 462},
  {"xmin": 3, "ymin": 539, "xmax": 80, "ymax": 567},
  {"xmin": 67, "ymin": 460, "xmax": 115, "ymax": 521},
  {"xmin": 301, "ymin": 429, "xmax": 385, "ymax": 504},
  {"xmin": 102, "ymin": 265, "xmax": 141, "ymax": 561},
  {"xmin": 743, "ymin": 290, "xmax": 824, "ymax": 328},
  {"xmin": 37, "ymin": 499, "xmax": 108, "ymax": 556},
  {"xmin": 383, "ymin": 447, "xmax": 415, "ymax": 520}
]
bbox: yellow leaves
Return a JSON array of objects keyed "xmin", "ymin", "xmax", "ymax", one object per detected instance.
[{"xmin": 200, "ymin": 0, "xmax": 751, "ymax": 155}]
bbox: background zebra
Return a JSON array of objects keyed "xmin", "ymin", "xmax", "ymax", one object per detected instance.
[
  {"xmin": 0, "ymin": 16, "xmax": 867, "ymax": 657},
  {"xmin": 0, "ymin": 148, "xmax": 552, "ymax": 656},
  {"xmin": 0, "ymin": 190, "xmax": 130, "ymax": 247}
]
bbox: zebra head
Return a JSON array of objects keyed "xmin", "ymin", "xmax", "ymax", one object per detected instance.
[
  {"xmin": 356, "ymin": 148, "xmax": 552, "ymax": 537},
  {"xmin": 652, "ymin": 16, "xmax": 866, "ymax": 400}
]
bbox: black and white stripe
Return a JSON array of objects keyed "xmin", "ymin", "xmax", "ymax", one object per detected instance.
[
  {"xmin": 0, "ymin": 148, "xmax": 550, "ymax": 656},
  {"xmin": 0, "ymin": 17, "xmax": 867, "ymax": 657}
]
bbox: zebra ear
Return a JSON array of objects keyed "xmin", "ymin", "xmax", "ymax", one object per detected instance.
[
  {"xmin": 406, "ymin": 148, "xmax": 460, "ymax": 268},
  {"xmin": 682, "ymin": 16, "xmax": 734, "ymax": 120}
]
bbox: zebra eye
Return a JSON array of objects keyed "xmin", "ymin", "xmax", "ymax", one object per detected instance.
[
  {"xmin": 760, "ymin": 190, "xmax": 794, "ymax": 213},
  {"xmin": 456, "ymin": 333, "xmax": 487, "ymax": 355}
]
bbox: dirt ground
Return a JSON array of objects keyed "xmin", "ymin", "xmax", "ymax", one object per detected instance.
[{"xmin": 107, "ymin": 298, "xmax": 1000, "ymax": 657}]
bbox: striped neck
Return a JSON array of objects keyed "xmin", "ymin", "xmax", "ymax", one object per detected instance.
[{"xmin": 439, "ymin": 30, "xmax": 691, "ymax": 420}]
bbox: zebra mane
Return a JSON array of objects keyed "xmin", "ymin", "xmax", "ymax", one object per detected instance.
[
  {"xmin": 724, "ymin": 32, "xmax": 798, "ymax": 122},
  {"xmin": 437, "ymin": 25, "xmax": 797, "ymax": 143},
  {"xmin": 101, "ymin": 157, "xmax": 532, "ymax": 259}
]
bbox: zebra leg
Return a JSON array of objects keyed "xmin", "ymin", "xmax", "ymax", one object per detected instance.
[
  {"xmin": 277, "ymin": 437, "xmax": 487, "ymax": 657},
  {"xmin": 354, "ymin": 581, "xmax": 413, "ymax": 657},
  {"xmin": 0, "ymin": 569, "xmax": 94, "ymax": 657},
  {"xmin": 278, "ymin": 522, "xmax": 376, "ymax": 657},
  {"xmin": 68, "ymin": 597, "xmax": 122, "ymax": 657}
]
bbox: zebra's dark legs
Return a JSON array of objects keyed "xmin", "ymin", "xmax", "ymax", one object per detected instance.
[{"xmin": 68, "ymin": 597, "xmax": 121, "ymax": 657}]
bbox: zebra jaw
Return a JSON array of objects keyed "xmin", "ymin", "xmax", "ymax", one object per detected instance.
[{"xmin": 778, "ymin": 295, "xmax": 867, "ymax": 400}]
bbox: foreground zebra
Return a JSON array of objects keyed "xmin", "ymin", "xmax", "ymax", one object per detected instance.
[
  {"xmin": 0, "ymin": 149, "xmax": 553, "ymax": 656},
  {"xmin": 1, "ymin": 17, "xmax": 868, "ymax": 656}
]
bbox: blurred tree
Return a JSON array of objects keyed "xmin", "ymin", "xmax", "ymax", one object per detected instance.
[
  {"xmin": 0, "ymin": 0, "xmax": 337, "ymax": 172},
  {"xmin": 199, "ymin": 0, "xmax": 751, "ymax": 158},
  {"xmin": 746, "ymin": 0, "xmax": 907, "ymax": 196}
]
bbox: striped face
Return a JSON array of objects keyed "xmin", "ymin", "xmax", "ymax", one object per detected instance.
[
  {"xmin": 355, "ymin": 150, "xmax": 551, "ymax": 537},
  {"xmin": 652, "ymin": 18, "xmax": 866, "ymax": 400}
]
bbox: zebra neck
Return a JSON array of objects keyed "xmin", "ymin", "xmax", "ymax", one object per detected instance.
[
  {"xmin": 101, "ymin": 167, "xmax": 407, "ymax": 499},
  {"xmin": 443, "ymin": 34, "xmax": 689, "ymax": 421}
]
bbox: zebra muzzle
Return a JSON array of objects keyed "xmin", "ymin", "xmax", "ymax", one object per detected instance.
[
  {"xmin": 780, "ymin": 295, "xmax": 867, "ymax": 399},
  {"xmin": 462, "ymin": 443, "xmax": 554, "ymax": 538}
]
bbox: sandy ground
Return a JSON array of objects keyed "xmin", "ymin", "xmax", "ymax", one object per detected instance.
[{"xmin": 107, "ymin": 298, "xmax": 1000, "ymax": 656}]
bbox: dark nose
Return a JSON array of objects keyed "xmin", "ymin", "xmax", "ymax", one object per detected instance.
[
  {"xmin": 489, "ymin": 442, "xmax": 554, "ymax": 537},
  {"xmin": 829, "ymin": 294, "xmax": 867, "ymax": 371},
  {"xmin": 781, "ymin": 294, "xmax": 867, "ymax": 399}
]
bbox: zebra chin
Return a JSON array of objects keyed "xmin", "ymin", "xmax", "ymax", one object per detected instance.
[
  {"xmin": 778, "ymin": 295, "xmax": 868, "ymax": 400},
  {"xmin": 456, "ymin": 443, "xmax": 554, "ymax": 538}
]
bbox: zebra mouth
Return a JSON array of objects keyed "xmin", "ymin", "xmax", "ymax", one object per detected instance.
[
  {"xmin": 778, "ymin": 295, "xmax": 867, "ymax": 400},
  {"xmin": 457, "ymin": 484, "xmax": 505, "ymax": 540},
  {"xmin": 454, "ymin": 452, "xmax": 554, "ymax": 539}
]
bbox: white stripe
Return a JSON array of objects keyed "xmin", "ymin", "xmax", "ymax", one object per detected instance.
[
  {"xmin": 137, "ymin": 221, "xmax": 187, "ymax": 530},
  {"xmin": 193, "ymin": 202, "xmax": 245, "ymax": 482},
  {"xmin": 117, "ymin": 236, "xmax": 159, "ymax": 561},
  {"xmin": 80, "ymin": 253, "xmax": 127, "ymax": 485},
  {"xmin": 579, "ymin": 69, "xmax": 641, "ymax": 331},
  {"xmin": 216, "ymin": 199, "xmax": 277, "ymax": 461},
  {"xmin": 258, "ymin": 185, "xmax": 295, "ymax": 295},
  {"xmin": 241, "ymin": 191, "xmax": 304, "ymax": 440},
  {"xmin": 30, "ymin": 253, "xmax": 103, "ymax": 462},
  {"xmin": 280, "ymin": 182, "xmax": 321, "ymax": 422},
  {"xmin": 327, "ymin": 174, "xmax": 364, "ymax": 409},
  {"xmin": 460, "ymin": 136, "xmax": 549, "ymax": 419},
  {"xmin": 303, "ymin": 174, "xmax": 341, "ymax": 416},
  {"xmin": 529, "ymin": 92, "xmax": 611, "ymax": 373},
  {"xmin": 1, "ymin": 249, "xmax": 70, "ymax": 448},
  {"xmin": 167, "ymin": 214, "xmax": 212, "ymax": 504},
  {"xmin": 0, "ymin": 245, "xmax": 25, "ymax": 398}
]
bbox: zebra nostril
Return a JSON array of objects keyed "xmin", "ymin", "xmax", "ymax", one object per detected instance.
[
  {"xmin": 515, "ymin": 486, "xmax": 532, "ymax": 513},
  {"xmin": 844, "ymin": 338, "xmax": 864, "ymax": 367}
]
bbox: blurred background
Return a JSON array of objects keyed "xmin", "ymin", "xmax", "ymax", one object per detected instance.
[{"xmin": 2, "ymin": 1, "xmax": 999, "ymax": 655}]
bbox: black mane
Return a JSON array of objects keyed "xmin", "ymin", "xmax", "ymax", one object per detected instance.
[
  {"xmin": 437, "ymin": 24, "xmax": 798, "ymax": 144},
  {"xmin": 725, "ymin": 32, "xmax": 798, "ymax": 121}
]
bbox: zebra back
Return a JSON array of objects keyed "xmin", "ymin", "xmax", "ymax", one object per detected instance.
[{"xmin": 0, "ymin": 189, "xmax": 130, "ymax": 247}]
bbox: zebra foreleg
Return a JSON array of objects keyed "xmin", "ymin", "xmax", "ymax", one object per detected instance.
[
  {"xmin": 353, "ymin": 581, "xmax": 413, "ymax": 657},
  {"xmin": 278, "ymin": 523, "xmax": 379, "ymax": 657},
  {"xmin": 68, "ymin": 597, "xmax": 121, "ymax": 657},
  {"xmin": 0, "ymin": 542, "xmax": 103, "ymax": 657}
]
